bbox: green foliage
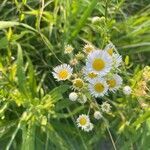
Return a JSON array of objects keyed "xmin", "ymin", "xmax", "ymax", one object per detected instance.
[{"xmin": 0, "ymin": 0, "xmax": 150, "ymax": 150}]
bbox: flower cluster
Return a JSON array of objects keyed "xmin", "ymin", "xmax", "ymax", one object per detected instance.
[
  {"xmin": 77, "ymin": 114, "xmax": 93, "ymax": 132},
  {"xmin": 52, "ymin": 43, "xmax": 124, "ymax": 132}
]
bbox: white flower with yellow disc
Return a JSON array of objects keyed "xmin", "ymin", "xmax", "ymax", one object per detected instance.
[
  {"xmin": 104, "ymin": 43, "xmax": 115, "ymax": 56},
  {"xmin": 107, "ymin": 74, "xmax": 123, "ymax": 92},
  {"xmin": 77, "ymin": 114, "xmax": 90, "ymax": 130},
  {"xmin": 64, "ymin": 44, "xmax": 74, "ymax": 54},
  {"xmin": 52, "ymin": 64, "xmax": 73, "ymax": 81},
  {"xmin": 83, "ymin": 43, "xmax": 95, "ymax": 54},
  {"xmin": 88, "ymin": 78, "xmax": 108, "ymax": 97},
  {"xmin": 112, "ymin": 53, "xmax": 122, "ymax": 68},
  {"xmin": 86, "ymin": 50, "xmax": 112, "ymax": 76}
]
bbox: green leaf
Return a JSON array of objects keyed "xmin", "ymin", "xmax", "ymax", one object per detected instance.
[
  {"xmin": 131, "ymin": 110, "xmax": 150, "ymax": 128},
  {"xmin": 55, "ymin": 99, "xmax": 72, "ymax": 111},
  {"xmin": 50, "ymin": 85, "xmax": 69, "ymax": 102},
  {"xmin": 21, "ymin": 124, "xmax": 35, "ymax": 150},
  {"xmin": 26, "ymin": 55, "xmax": 37, "ymax": 98},
  {"xmin": 0, "ymin": 37, "xmax": 8, "ymax": 49},
  {"xmin": 46, "ymin": 124, "xmax": 68, "ymax": 150},
  {"xmin": 16, "ymin": 43, "xmax": 27, "ymax": 96},
  {"xmin": 68, "ymin": 0, "xmax": 98, "ymax": 42},
  {"xmin": 0, "ymin": 21, "xmax": 19, "ymax": 30},
  {"xmin": 56, "ymin": 105, "xmax": 85, "ymax": 119}
]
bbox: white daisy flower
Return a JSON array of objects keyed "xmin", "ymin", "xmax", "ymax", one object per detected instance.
[
  {"xmin": 84, "ymin": 123, "xmax": 94, "ymax": 132},
  {"xmin": 88, "ymin": 78, "xmax": 108, "ymax": 97},
  {"xmin": 69, "ymin": 92, "xmax": 78, "ymax": 101},
  {"xmin": 101, "ymin": 102, "xmax": 111, "ymax": 113},
  {"xmin": 77, "ymin": 114, "xmax": 90, "ymax": 130},
  {"xmin": 52, "ymin": 64, "xmax": 73, "ymax": 81},
  {"xmin": 64, "ymin": 44, "xmax": 74, "ymax": 54},
  {"xmin": 107, "ymin": 74, "xmax": 123, "ymax": 92},
  {"xmin": 112, "ymin": 53, "xmax": 122, "ymax": 68},
  {"xmin": 86, "ymin": 50, "xmax": 112, "ymax": 76},
  {"xmin": 104, "ymin": 43, "xmax": 115, "ymax": 56},
  {"xmin": 83, "ymin": 43, "xmax": 95, "ymax": 54},
  {"xmin": 94, "ymin": 111, "xmax": 102, "ymax": 120},
  {"xmin": 123, "ymin": 86, "xmax": 132, "ymax": 95}
]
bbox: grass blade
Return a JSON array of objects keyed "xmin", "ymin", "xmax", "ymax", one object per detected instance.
[{"xmin": 68, "ymin": 0, "xmax": 98, "ymax": 42}]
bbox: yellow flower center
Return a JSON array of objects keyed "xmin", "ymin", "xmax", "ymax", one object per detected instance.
[
  {"xmin": 92, "ymin": 58, "xmax": 105, "ymax": 71},
  {"xmin": 58, "ymin": 69, "xmax": 69, "ymax": 79},
  {"xmin": 79, "ymin": 117, "xmax": 87, "ymax": 126},
  {"xmin": 66, "ymin": 47, "xmax": 72, "ymax": 53},
  {"xmin": 94, "ymin": 83, "xmax": 104, "ymax": 93},
  {"xmin": 73, "ymin": 78, "xmax": 84, "ymax": 88},
  {"xmin": 107, "ymin": 79, "xmax": 116, "ymax": 88},
  {"xmin": 88, "ymin": 72, "xmax": 98, "ymax": 79},
  {"xmin": 107, "ymin": 48, "xmax": 113, "ymax": 56},
  {"xmin": 85, "ymin": 46, "xmax": 93, "ymax": 53}
]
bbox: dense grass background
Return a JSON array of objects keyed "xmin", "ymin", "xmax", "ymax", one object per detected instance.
[{"xmin": 0, "ymin": 0, "xmax": 150, "ymax": 150}]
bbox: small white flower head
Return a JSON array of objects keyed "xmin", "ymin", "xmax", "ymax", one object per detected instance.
[
  {"xmin": 123, "ymin": 86, "xmax": 132, "ymax": 95},
  {"xmin": 94, "ymin": 111, "xmax": 102, "ymax": 120},
  {"xmin": 83, "ymin": 43, "xmax": 95, "ymax": 54},
  {"xmin": 88, "ymin": 78, "xmax": 108, "ymax": 97},
  {"xmin": 75, "ymin": 52, "xmax": 85, "ymax": 60},
  {"xmin": 112, "ymin": 53, "xmax": 122, "ymax": 68},
  {"xmin": 143, "ymin": 66, "xmax": 150, "ymax": 82},
  {"xmin": 107, "ymin": 74, "xmax": 123, "ymax": 92},
  {"xmin": 52, "ymin": 64, "xmax": 73, "ymax": 81},
  {"xmin": 86, "ymin": 50, "xmax": 112, "ymax": 76},
  {"xmin": 77, "ymin": 114, "xmax": 90, "ymax": 130},
  {"xmin": 92, "ymin": 16, "xmax": 101, "ymax": 24},
  {"xmin": 11, "ymin": 56, "xmax": 15, "ymax": 60},
  {"xmin": 78, "ymin": 94, "xmax": 87, "ymax": 104},
  {"xmin": 69, "ymin": 92, "xmax": 78, "ymax": 101},
  {"xmin": 72, "ymin": 78, "xmax": 84, "ymax": 90},
  {"xmin": 104, "ymin": 43, "xmax": 115, "ymax": 56},
  {"xmin": 101, "ymin": 102, "xmax": 111, "ymax": 113},
  {"xmin": 70, "ymin": 58, "xmax": 78, "ymax": 66},
  {"xmin": 64, "ymin": 44, "xmax": 74, "ymax": 54},
  {"xmin": 84, "ymin": 69, "xmax": 98, "ymax": 82},
  {"xmin": 84, "ymin": 123, "xmax": 94, "ymax": 132}
]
